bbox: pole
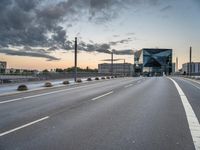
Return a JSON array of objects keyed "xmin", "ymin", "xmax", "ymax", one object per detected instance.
[
  {"xmin": 111, "ymin": 51, "xmax": 113, "ymax": 76},
  {"xmin": 189, "ymin": 46, "xmax": 192, "ymax": 76},
  {"xmin": 176, "ymin": 57, "xmax": 178, "ymax": 72},
  {"xmin": 123, "ymin": 59, "xmax": 125, "ymax": 77},
  {"xmin": 74, "ymin": 37, "xmax": 77, "ymax": 82}
]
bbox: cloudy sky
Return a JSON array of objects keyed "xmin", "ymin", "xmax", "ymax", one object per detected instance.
[{"xmin": 0, "ymin": 0, "xmax": 199, "ymax": 70}]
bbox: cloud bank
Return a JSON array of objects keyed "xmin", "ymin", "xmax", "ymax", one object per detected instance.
[{"xmin": 0, "ymin": 0, "xmax": 162, "ymax": 59}]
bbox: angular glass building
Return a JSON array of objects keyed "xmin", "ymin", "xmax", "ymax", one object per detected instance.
[{"xmin": 134, "ymin": 48, "xmax": 172, "ymax": 76}]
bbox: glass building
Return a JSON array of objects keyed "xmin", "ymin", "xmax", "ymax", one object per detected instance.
[{"xmin": 134, "ymin": 48, "xmax": 172, "ymax": 76}]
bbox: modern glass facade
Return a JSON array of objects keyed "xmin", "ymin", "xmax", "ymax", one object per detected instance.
[{"xmin": 134, "ymin": 48, "xmax": 172, "ymax": 76}]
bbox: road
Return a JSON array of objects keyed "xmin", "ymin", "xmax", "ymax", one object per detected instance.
[
  {"xmin": 0, "ymin": 77, "xmax": 199, "ymax": 150},
  {"xmin": 0, "ymin": 77, "xmax": 90, "ymax": 95}
]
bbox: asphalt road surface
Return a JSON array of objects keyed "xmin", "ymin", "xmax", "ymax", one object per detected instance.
[{"xmin": 0, "ymin": 77, "xmax": 199, "ymax": 150}]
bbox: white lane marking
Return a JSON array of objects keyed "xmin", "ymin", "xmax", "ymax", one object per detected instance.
[
  {"xmin": 0, "ymin": 116, "xmax": 49, "ymax": 137},
  {"xmin": 180, "ymin": 78, "xmax": 200, "ymax": 90},
  {"xmin": 169, "ymin": 78, "xmax": 200, "ymax": 150},
  {"xmin": 185, "ymin": 78, "xmax": 200, "ymax": 85},
  {"xmin": 124, "ymin": 84, "xmax": 133, "ymax": 88},
  {"xmin": 91, "ymin": 91, "xmax": 113, "ymax": 101},
  {"xmin": 0, "ymin": 78, "xmax": 138, "ymax": 105}
]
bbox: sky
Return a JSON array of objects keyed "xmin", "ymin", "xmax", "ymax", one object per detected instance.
[{"xmin": 0, "ymin": 0, "xmax": 199, "ymax": 70}]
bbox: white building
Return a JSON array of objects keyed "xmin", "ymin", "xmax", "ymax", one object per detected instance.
[
  {"xmin": 98, "ymin": 63, "xmax": 133, "ymax": 76},
  {"xmin": 182, "ymin": 62, "xmax": 200, "ymax": 75}
]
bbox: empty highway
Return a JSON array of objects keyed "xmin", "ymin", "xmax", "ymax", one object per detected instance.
[{"xmin": 0, "ymin": 77, "xmax": 199, "ymax": 150}]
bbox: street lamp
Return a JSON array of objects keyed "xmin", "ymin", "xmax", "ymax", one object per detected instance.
[
  {"xmin": 189, "ymin": 46, "xmax": 192, "ymax": 76},
  {"xmin": 74, "ymin": 37, "xmax": 77, "ymax": 82},
  {"xmin": 111, "ymin": 50, "xmax": 113, "ymax": 76}
]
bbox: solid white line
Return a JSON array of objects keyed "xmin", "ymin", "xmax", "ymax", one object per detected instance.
[
  {"xmin": 0, "ymin": 116, "xmax": 49, "ymax": 137},
  {"xmin": 124, "ymin": 84, "xmax": 133, "ymax": 88},
  {"xmin": 91, "ymin": 91, "xmax": 113, "ymax": 101},
  {"xmin": 185, "ymin": 78, "xmax": 200, "ymax": 85},
  {"xmin": 180, "ymin": 78, "xmax": 200, "ymax": 90},
  {"xmin": 169, "ymin": 78, "xmax": 200, "ymax": 150}
]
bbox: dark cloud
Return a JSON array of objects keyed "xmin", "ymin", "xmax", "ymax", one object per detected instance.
[
  {"xmin": 0, "ymin": 48, "xmax": 60, "ymax": 61},
  {"xmin": 160, "ymin": 5, "xmax": 172, "ymax": 12},
  {"xmin": 0, "ymin": 0, "xmax": 162, "ymax": 59},
  {"xmin": 112, "ymin": 49, "xmax": 134, "ymax": 55},
  {"xmin": 78, "ymin": 40, "xmax": 134, "ymax": 55},
  {"xmin": 113, "ymin": 35, "xmax": 120, "ymax": 37},
  {"xmin": 109, "ymin": 38, "xmax": 132, "ymax": 46},
  {"xmin": 16, "ymin": 0, "xmax": 40, "ymax": 12},
  {"xmin": 102, "ymin": 58, "xmax": 123, "ymax": 61},
  {"xmin": 126, "ymin": 32, "xmax": 135, "ymax": 35},
  {"xmin": 47, "ymin": 46, "xmax": 59, "ymax": 51},
  {"xmin": 79, "ymin": 42, "xmax": 111, "ymax": 54},
  {"xmin": 67, "ymin": 24, "xmax": 73, "ymax": 28}
]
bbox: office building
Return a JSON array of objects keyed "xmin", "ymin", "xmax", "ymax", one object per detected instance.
[
  {"xmin": 182, "ymin": 62, "xmax": 200, "ymax": 75},
  {"xmin": 134, "ymin": 48, "xmax": 173, "ymax": 76},
  {"xmin": 98, "ymin": 63, "xmax": 133, "ymax": 76}
]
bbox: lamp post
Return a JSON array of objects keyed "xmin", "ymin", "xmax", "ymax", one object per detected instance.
[
  {"xmin": 111, "ymin": 50, "xmax": 113, "ymax": 77},
  {"xmin": 123, "ymin": 59, "xmax": 125, "ymax": 77},
  {"xmin": 189, "ymin": 46, "xmax": 192, "ymax": 76},
  {"xmin": 74, "ymin": 37, "xmax": 77, "ymax": 82}
]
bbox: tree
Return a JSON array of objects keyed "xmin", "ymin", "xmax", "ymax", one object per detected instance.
[
  {"xmin": 55, "ymin": 68, "xmax": 64, "ymax": 72},
  {"xmin": 42, "ymin": 69, "xmax": 49, "ymax": 73}
]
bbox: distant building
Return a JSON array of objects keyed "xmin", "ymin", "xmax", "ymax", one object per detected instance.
[
  {"xmin": 5, "ymin": 68, "xmax": 39, "ymax": 75},
  {"xmin": 134, "ymin": 48, "xmax": 173, "ymax": 76},
  {"xmin": 182, "ymin": 62, "xmax": 200, "ymax": 75},
  {"xmin": 172, "ymin": 63, "xmax": 176, "ymax": 74},
  {"xmin": 0, "ymin": 61, "xmax": 7, "ymax": 73},
  {"xmin": 98, "ymin": 63, "xmax": 133, "ymax": 76}
]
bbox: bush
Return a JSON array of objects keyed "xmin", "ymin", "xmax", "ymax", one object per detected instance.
[
  {"xmin": 114, "ymin": 76, "xmax": 118, "ymax": 78},
  {"xmin": 17, "ymin": 84, "xmax": 28, "ymax": 91},
  {"xmin": 95, "ymin": 77, "xmax": 99, "ymax": 80},
  {"xmin": 101, "ymin": 77, "xmax": 105, "ymax": 79},
  {"xmin": 63, "ymin": 80, "xmax": 70, "ymax": 85},
  {"xmin": 106, "ymin": 76, "xmax": 110, "ymax": 79},
  {"xmin": 44, "ymin": 82, "xmax": 52, "ymax": 87},
  {"xmin": 111, "ymin": 76, "xmax": 114, "ymax": 78},
  {"xmin": 87, "ymin": 78, "xmax": 92, "ymax": 81},
  {"xmin": 76, "ymin": 79, "xmax": 82, "ymax": 83}
]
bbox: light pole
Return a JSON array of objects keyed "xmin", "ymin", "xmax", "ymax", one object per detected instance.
[
  {"xmin": 111, "ymin": 50, "xmax": 113, "ymax": 76},
  {"xmin": 74, "ymin": 37, "xmax": 77, "ymax": 82},
  {"xmin": 189, "ymin": 46, "xmax": 192, "ymax": 76},
  {"xmin": 119, "ymin": 59, "xmax": 126, "ymax": 76}
]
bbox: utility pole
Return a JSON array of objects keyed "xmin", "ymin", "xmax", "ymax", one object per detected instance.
[
  {"xmin": 189, "ymin": 46, "xmax": 192, "ymax": 76},
  {"xmin": 74, "ymin": 37, "xmax": 77, "ymax": 82},
  {"xmin": 111, "ymin": 51, "xmax": 113, "ymax": 76},
  {"xmin": 123, "ymin": 59, "xmax": 125, "ymax": 77},
  {"xmin": 176, "ymin": 57, "xmax": 178, "ymax": 72}
]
